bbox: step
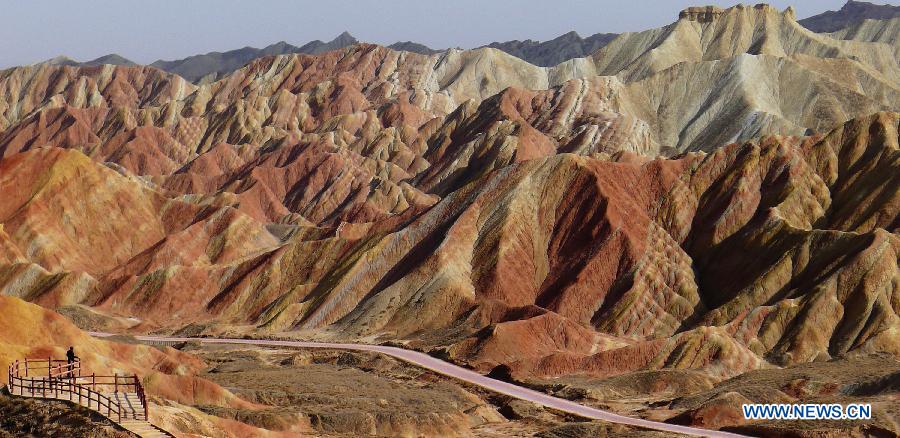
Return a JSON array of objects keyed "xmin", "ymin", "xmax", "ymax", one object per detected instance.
[
  {"xmin": 121, "ymin": 420, "xmax": 172, "ymax": 438},
  {"xmin": 12, "ymin": 387, "xmax": 160, "ymax": 434}
]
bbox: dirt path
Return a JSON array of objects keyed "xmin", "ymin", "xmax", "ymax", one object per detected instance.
[{"xmin": 89, "ymin": 332, "xmax": 747, "ymax": 437}]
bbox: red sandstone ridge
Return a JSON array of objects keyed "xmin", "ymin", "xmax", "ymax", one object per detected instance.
[
  {"xmin": 0, "ymin": 5, "xmax": 897, "ymax": 409},
  {"xmin": 1, "ymin": 110, "xmax": 893, "ymax": 385}
]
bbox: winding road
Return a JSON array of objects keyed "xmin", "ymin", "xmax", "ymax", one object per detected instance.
[{"xmin": 90, "ymin": 332, "xmax": 747, "ymax": 437}]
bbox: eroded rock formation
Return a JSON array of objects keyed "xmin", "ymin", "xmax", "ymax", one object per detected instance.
[{"xmin": 0, "ymin": 2, "xmax": 896, "ymax": 395}]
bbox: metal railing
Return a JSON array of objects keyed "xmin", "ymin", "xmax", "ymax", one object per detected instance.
[{"xmin": 7, "ymin": 358, "xmax": 148, "ymax": 422}]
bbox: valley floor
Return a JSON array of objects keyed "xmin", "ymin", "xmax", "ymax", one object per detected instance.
[
  {"xmin": 90, "ymin": 334, "xmax": 898, "ymax": 437},
  {"xmin": 176, "ymin": 343, "xmax": 678, "ymax": 437}
]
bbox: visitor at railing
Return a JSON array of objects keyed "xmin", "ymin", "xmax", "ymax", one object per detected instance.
[
  {"xmin": 66, "ymin": 346, "xmax": 78, "ymax": 366},
  {"xmin": 8, "ymin": 357, "xmax": 149, "ymax": 422}
]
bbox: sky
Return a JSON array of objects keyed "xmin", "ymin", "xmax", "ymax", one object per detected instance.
[{"xmin": 0, "ymin": 0, "xmax": 861, "ymax": 68}]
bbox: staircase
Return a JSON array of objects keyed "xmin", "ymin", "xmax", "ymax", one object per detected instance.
[{"xmin": 7, "ymin": 358, "xmax": 173, "ymax": 438}]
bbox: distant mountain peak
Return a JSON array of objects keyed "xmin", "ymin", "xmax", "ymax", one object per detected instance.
[
  {"xmin": 146, "ymin": 32, "xmax": 362, "ymax": 82},
  {"xmin": 331, "ymin": 31, "xmax": 357, "ymax": 45},
  {"xmin": 799, "ymin": 0, "xmax": 900, "ymax": 32},
  {"xmin": 86, "ymin": 54, "xmax": 136, "ymax": 66}
]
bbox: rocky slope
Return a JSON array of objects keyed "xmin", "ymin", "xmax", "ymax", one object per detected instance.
[
  {"xmin": 574, "ymin": 3, "xmax": 899, "ymax": 150},
  {"xmin": 799, "ymin": 0, "xmax": 900, "ymax": 32},
  {"xmin": 1, "ymin": 105, "xmax": 895, "ymax": 382},
  {"xmin": 302, "ymin": 112, "xmax": 898, "ymax": 381},
  {"xmin": 829, "ymin": 15, "xmax": 900, "ymax": 46},
  {"xmin": 0, "ymin": 4, "xmax": 896, "ymax": 424}
]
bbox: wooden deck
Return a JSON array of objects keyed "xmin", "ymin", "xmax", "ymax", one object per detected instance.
[{"xmin": 7, "ymin": 358, "xmax": 172, "ymax": 438}]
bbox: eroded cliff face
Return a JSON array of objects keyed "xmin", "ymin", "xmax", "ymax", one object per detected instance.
[
  {"xmin": 679, "ymin": 5, "xmax": 728, "ymax": 22},
  {"xmin": 1, "ymin": 111, "xmax": 895, "ymax": 383},
  {"xmin": 322, "ymin": 113, "xmax": 898, "ymax": 380},
  {"xmin": 680, "ymin": 4, "xmax": 796, "ymax": 23}
]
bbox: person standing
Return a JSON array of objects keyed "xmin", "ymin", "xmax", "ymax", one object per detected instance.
[{"xmin": 65, "ymin": 346, "xmax": 79, "ymax": 377}]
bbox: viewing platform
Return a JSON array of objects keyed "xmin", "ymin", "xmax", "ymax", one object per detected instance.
[{"xmin": 6, "ymin": 358, "xmax": 171, "ymax": 438}]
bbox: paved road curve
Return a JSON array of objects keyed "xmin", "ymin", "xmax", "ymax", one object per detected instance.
[{"xmin": 90, "ymin": 332, "xmax": 747, "ymax": 438}]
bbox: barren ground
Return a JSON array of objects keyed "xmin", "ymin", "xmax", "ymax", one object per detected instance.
[
  {"xmin": 521, "ymin": 354, "xmax": 900, "ymax": 437},
  {"xmin": 176, "ymin": 342, "xmax": 677, "ymax": 437}
]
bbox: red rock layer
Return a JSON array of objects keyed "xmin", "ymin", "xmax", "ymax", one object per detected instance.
[{"xmin": 0, "ymin": 38, "xmax": 896, "ymax": 382}]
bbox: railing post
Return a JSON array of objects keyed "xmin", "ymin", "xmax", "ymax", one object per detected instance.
[
  {"xmin": 114, "ymin": 374, "xmax": 118, "ymax": 393},
  {"xmin": 143, "ymin": 383, "xmax": 148, "ymax": 420}
]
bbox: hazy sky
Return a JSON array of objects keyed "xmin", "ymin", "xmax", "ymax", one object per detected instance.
[{"xmin": 0, "ymin": 0, "xmax": 869, "ymax": 68}]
